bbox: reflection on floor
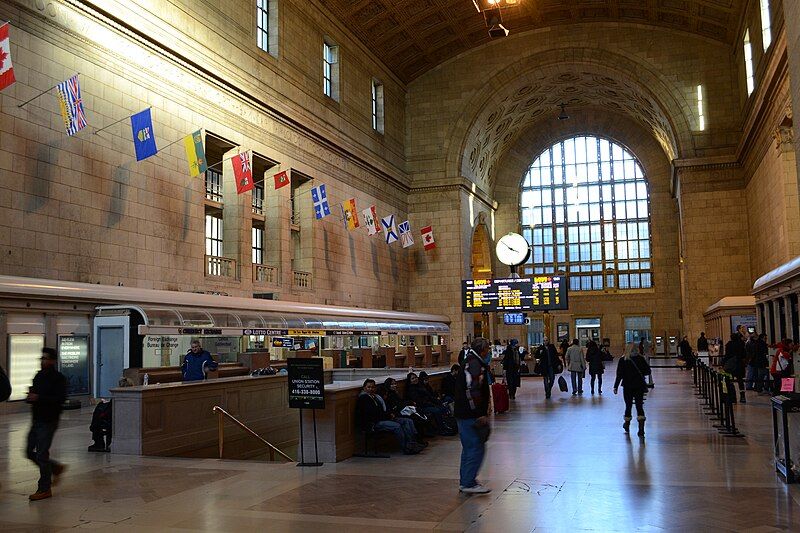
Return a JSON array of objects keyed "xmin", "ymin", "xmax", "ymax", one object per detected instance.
[{"xmin": 1, "ymin": 369, "xmax": 799, "ymax": 532}]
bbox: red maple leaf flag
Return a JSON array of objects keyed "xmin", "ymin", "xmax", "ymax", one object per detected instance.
[
  {"xmin": 421, "ymin": 225, "xmax": 436, "ymax": 251},
  {"xmin": 232, "ymin": 150, "xmax": 254, "ymax": 194},
  {"xmin": 0, "ymin": 22, "xmax": 16, "ymax": 91},
  {"xmin": 273, "ymin": 170, "xmax": 289, "ymax": 189}
]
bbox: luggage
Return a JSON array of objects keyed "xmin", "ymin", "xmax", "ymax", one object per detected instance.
[
  {"xmin": 558, "ymin": 375, "xmax": 568, "ymax": 392},
  {"xmin": 492, "ymin": 382, "xmax": 509, "ymax": 414},
  {"xmin": 520, "ymin": 362, "xmax": 530, "ymax": 375}
]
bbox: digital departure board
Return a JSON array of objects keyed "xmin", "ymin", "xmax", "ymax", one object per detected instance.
[{"xmin": 462, "ymin": 276, "xmax": 568, "ymax": 312}]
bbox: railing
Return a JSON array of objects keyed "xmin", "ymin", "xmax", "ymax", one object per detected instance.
[
  {"xmin": 292, "ymin": 270, "xmax": 312, "ymax": 290},
  {"xmin": 213, "ymin": 406, "xmax": 293, "ymax": 462},
  {"xmin": 252, "ymin": 193, "xmax": 264, "ymax": 215},
  {"xmin": 253, "ymin": 264, "xmax": 278, "ymax": 285},
  {"xmin": 205, "ymin": 255, "xmax": 237, "ymax": 279}
]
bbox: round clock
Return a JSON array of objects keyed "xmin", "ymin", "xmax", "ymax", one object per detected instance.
[{"xmin": 496, "ymin": 232, "xmax": 531, "ymax": 266}]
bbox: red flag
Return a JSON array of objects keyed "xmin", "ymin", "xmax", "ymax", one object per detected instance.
[
  {"xmin": 273, "ymin": 170, "xmax": 289, "ymax": 189},
  {"xmin": 232, "ymin": 151, "xmax": 254, "ymax": 194},
  {"xmin": 421, "ymin": 226, "xmax": 436, "ymax": 251},
  {"xmin": 0, "ymin": 23, "xmax": 16, "ymax": 91}
]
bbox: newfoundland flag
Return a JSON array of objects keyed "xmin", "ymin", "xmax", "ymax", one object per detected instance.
[{"xmin": 131, "ymin": 108, "xmax": 158, "ymax": 161}]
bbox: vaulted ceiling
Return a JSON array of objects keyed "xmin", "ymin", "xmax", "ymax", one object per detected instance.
[{"xmin": 320, "ymin": 0, "xmax": 746, "ymax": 82}]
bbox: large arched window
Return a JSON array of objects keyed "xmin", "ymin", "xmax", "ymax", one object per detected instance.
[{"xmin": 520, "ymin": 135, "xmax": 652, "ymax": 291}]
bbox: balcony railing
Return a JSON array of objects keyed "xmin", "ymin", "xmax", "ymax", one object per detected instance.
[
  {"xmin": 253, "ymin": 264, "xmax": 278, "ymax": 286},
  {"xmin": 292, "ymin": 270, "xmax": 312, "ymax": 290},
  {"xmin": 206, "ymin": 255, "xmax": 237, "ymax": 279}
]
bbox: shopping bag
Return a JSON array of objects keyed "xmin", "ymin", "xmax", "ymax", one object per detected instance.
[{"xmin": 558, "ymin": 375, "xmax": 568, "ymax": 392}]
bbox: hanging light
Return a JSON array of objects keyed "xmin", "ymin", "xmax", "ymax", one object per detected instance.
[{"xmin": 557, "ymin": 103, "xmax": 569, "ymax": 120}]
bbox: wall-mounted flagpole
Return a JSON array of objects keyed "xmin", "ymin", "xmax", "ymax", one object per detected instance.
[
  {"xmin": 16, "ymin": 72, "xmax": 80, "ymax": 108},
  {"xmin": 94, "ymin": 106, "xmax": 150, "ymax": 135}
]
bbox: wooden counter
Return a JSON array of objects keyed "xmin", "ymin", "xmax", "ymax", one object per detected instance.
[{"xmin": 111, "ymin": 374, "xmax": 298, "ymax": 460}]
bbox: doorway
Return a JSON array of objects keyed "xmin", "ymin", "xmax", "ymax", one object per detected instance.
[
  {"xmin": 575, "ymin": 318, "xmax": 600, "ymax": 346},
  {"xmin": 94, "ymin": 316, "xmax": 130, "ymax": 398}
]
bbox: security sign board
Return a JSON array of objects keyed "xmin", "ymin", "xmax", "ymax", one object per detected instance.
[{"xmin": 287, "ymin": 358, "xmax": 325, "ymax": 409}]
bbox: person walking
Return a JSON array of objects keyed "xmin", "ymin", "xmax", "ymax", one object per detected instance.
[
  {"xmin": 754, "ymin": 333, "xmax": 770, "ymax": 393},
  {"xmin": 723, "ymin": 332, "xmax": 747, "ymax": 403},
  {"xmin": 586, "ymin": 340, "xmax": 604, "ymax": 394},
  {"xmin": 458, "ymin": 342, "xmax": 470, "ymax": 366},
  {"xmin": 565, "ymin": 339, "xmax": 586, "ymax": 396},
  {"xmin": 454, "ymin": 337, "xmax": 491, "ymax": 494},
  {"xmin": 26, "ymin": 347, "xmax": 67, "ymax": 501},
  {"xmin": 539, "ymin": 338, "xmax": 561, "ymax": 399},
  {"xmin": 613, "ymin": 343, "xmax": 652, "ymax": 437},
  {"xmin": 501, "ymin": 339, "xmax": 521, "ymax": 400},
  {"xmin": 697, "ymin": 332, "xmax": 709, "ymax": 353}
]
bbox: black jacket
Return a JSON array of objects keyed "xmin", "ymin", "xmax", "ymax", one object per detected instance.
[
  {"xmin": 406, "ymin": 383, "xmax": 438, "ymax": 407},
  {"xmin": 29, "ymin": 367, "xmax": 67, "ymax": 422},
  {"xmin": 697, "ymin": 336, "xmax": 709, "ymax": 352},
  {"xmin": 586, "ymin": 345, "xmax": 604, "ymax": 375},
  {"xmin": 723, "ymin": 337, "xmax": 747, "ymax": 376},
  {"xmin": 613, "ymin": 356, "xmax": 651, "ymax": 392},
  {"xmin": 678, "ymin": 340, "xmax": 693, "ymax": 359},
  {"xmin": 454, "ymin": 352, "xmax": 490, "ymax": 419},
  {"xmin": 355, "ymin": 392, "xmax": 389, "ymax": 431},
  {"xmin": 754, "ymin": 338, "xmax": 769, "ymax": 368},
  {"xmin": 441, "ymin": 373, "xmax": 457, "ymax": 399}
]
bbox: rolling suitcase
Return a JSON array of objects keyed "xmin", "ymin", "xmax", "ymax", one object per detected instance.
[{"xmin": 492, "ymin": 382, "xmax": 509, "ymax": 414}]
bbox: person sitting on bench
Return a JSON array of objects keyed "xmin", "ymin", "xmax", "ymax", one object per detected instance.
[
  {"xmin": 355, "ymin": 379, "xmax": 423, "ymax": 455},
  {"xmin": 405, "ymin": 373, "xmax": 456, "ymax": 435},
  {"xmin": 379, "ymin": 378, "xmax": 428, "ymax": 447}
]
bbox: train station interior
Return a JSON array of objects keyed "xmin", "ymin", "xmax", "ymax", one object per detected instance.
[{"xmin": 2, "ymin": 0, "xmax": 800, "ymax": 531}]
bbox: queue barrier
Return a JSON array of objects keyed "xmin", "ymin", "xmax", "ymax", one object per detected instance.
[{"xmin": 693, "ymin": 360, "xmax": 745, "ymax": 438}]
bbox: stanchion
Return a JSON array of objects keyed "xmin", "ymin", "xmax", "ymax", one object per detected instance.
[{"xmin": 720, "ymin": 376, "xmax": 745, "ymax": 438}]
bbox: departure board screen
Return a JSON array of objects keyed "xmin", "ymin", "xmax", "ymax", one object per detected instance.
[{"xmin": 462, "ymin": 276, "xmax": 568, "ymax": 312}]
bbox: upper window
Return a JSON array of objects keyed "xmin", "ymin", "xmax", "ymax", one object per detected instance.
[
  {"xmin": 256, "ymin": 1, "xmax": 278, "ymax": 57},
  {"xmin": 760, "ymin": 0, "xmax": 772, "ymax": 51},
  {"xmin": 371, "ymin": 79, "xmax": 384, "ymax": 133},
  {"xmin": 520, "ymin": 136, "xmax": 653, "ymax": 292},
  {"xmin": 323, "ymin": 39, "xmax": 339, "ymax": 101},
  {"xmin": 744, "ymin": 29, "xmax": 755, "ymax": 96}
]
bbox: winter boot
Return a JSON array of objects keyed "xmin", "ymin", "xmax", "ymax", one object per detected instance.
[
  {"xmin": 637, "ymin": 416, "xmax": 646, "ymax": 437},
  {"xmin": 740, "ymin": 390, "xmax": 747, "ymax": 403},
  {"xmin": 623, "ymin": 416, "xmax": 632, "ymax": 433}
]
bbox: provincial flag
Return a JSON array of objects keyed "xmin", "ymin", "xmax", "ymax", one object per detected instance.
[
  {"xmin": 398, "ymin": 220, "xmax": 414, "ymax": 248},
  {"xmin": 232, "ymin": 150, "xmax": 254, "ymax": 194},
  {"xmin": 342, "ymin": 198, "xmax": 360, "ymax": 230},
  {"xmin": 130, "ymin": 108, "xmax": 158, "ymax": 161},
  {"xmin": 362, "ymin": 205, "xmax": 380, "ymax": 236},
  {"xmin": 273, "ymin": 170, "xmax": 290, "ymax": 189},
  {"xmin": 183, "ymin": 130, "xmax": 207, "ymax": 177},
  {"xmin": 382, "ymin": 215, "xmax": 398, "ymax": 244},
  {"xmin": 56, "ymin": 74, "xmax": 87, "ymax": 136},
  {"xmin": 311, "ymin": 184, "xmax": 331, "ymax": 219},
  {"xmin": 0, "ymin": 22, "xmax": 15, "ymax": 91},
  {"xmin": 421, "ymin": 225, "xmax": 436, "ymax": 251}
]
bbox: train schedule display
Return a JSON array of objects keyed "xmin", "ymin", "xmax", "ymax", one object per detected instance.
[{"xmin": 462, "ymin": 276, "xmax": 568, "ymax": 312}]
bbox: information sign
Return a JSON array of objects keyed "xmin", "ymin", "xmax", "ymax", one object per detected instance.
[
  {"xmin": 58, "ymin": 335, "xmax": 90, "ymax": 395},
  {"xmin": 287, "ymin": 358, "xmax": 325, "ymax": 409},
  {"xmin": 462, "ymin": 276, "xmax": 568, "ymax": 312},
  {"xmin": 272, "ymin": 337, "xmax": 294, "ymax": 348}
]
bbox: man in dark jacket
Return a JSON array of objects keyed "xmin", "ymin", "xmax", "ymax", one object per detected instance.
[
  {"xmin": 697, "ymin": 332, "xmax": 709, "ymax": 352},
  {"xmin": 355, "ymin": 379, "xmax": 421, "ymax": 455},
  {"xmin": 181, "ymin": 339, "xmax": 218, "ymax": 381},
  {"xmin": 501, "ymin": 339, "xmax": 521, "ymax": 400},
  {"xmin": 539, "ymin": 338, "xmax": 561, "ymax": 399},
  {"xmin": 723, "ymin": 333, "xmax": 747, "ymax": 403},
  {"xmin": 454, "ymin": 337, "xmax": 491, "ymax": 494},
  {"xmin": 26, "ymin": 347, "xmax": 67, "ymax": 501}
]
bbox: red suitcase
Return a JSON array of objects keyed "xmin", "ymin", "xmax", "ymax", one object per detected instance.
[{"xmin": 492, "ymin": 382, "xmax": 509, "ymax": 414}]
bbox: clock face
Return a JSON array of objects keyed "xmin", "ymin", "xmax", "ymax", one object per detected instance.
[{"xmin": 496, "ymin": 232, "xmax": 531, "ymax": 266}]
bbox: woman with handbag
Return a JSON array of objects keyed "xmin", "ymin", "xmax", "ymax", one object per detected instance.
[
  {"xmin": 613, "ymin": 343, "xmax": 653, "ymax": 437},
  {"xmin": 586, "ymin": 340, "xmax": 604, "ymax": 395}
]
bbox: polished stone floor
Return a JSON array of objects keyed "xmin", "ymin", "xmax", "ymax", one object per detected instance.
[{"xmin": 1, "ymin": 368, "xmax": 799, "ymax": 532}]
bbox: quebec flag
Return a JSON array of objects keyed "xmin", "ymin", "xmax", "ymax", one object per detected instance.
[
  {"xmin": 311, "ymin": 184, "xmax": 331, "ymax": 220},
  {"xmin": 131, "ymin": 108, "xmax": 158, "ymax": 161}
]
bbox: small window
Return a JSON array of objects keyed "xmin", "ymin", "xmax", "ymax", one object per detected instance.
[
  {"xmin": 256, "ymin": 0, "xmax": 278, "ymax": 57},
  {"xmin": 323, "ymin": 39, "xmax": 339, "ymax": 101},
  {"xmin": 760, "ymin": 0, "xmax": 772, "ymax": 51},
  {"xmin": 744, "ymin": 29, "xmax": 755, "ymax": 96},
  {"xmin": 696, "ymin": 85, "xmax": 705, "ymax": 131},
  {"xmin": 252, "ymin": 183, "xmax": 264, "ymax": 215},
  {"xmin": 252, "ymin": 226, "xmax": 264, "ymax": 264},
  {"xmin": 371, "ymin": 79, "xmax": 384, "ymax": 133},
  {"xmin": 205, "ymin": 214, "xmax": 223, "ymax": 258}
]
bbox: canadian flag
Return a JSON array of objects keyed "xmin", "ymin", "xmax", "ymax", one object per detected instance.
[
  {"xmin": 0, "ymin": 22, "xmax": 15, "ymax": 91},
  {"xmin": 421, "ymin": 225, "xmax": 436, "ymax": 251}
]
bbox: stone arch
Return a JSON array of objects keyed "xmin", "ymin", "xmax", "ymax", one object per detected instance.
[
  {"xmin": 471, "ymin": 222, "xmax": 493, "ymax": 279},
  {"xmin": 443, "ymin": 47, "xmax": 695, "ymax": 194}
]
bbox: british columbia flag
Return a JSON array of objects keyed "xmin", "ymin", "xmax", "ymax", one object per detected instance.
[{"xmin": 56, "ymin": 75, "xmax": 87, "ymax": 136}]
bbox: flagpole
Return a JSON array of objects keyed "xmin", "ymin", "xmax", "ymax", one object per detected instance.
[
  {"xmin": 17, "ymin": 72, "xmax": 80, "ymax": 108},
  {"xmin": 94, "ymin": 106, "xmax": 150, "ymax": 135},
  {"xmin": 205, "ymin": 152, "xmax": 240, "ymax": 172}
]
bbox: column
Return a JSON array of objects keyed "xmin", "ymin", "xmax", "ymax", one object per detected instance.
[
  {"xmin": 773, "ymin": 299, "xmax": 783, "ymax": 341},
  {"xmin": 222, "ymin": 148, "xmax": 250, "ymax": 282},
  {"xmin": 782, "ymin": 1, "xmax": 800, "ymax": 190}
]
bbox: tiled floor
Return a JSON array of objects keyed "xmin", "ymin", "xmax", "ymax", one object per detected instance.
[{"xmin": 1, "ymin": 369, "xmax": 799, "ymax": 532}]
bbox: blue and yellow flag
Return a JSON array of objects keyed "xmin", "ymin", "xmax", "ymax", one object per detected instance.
[
  {"xmin": 183, "ymin": 129, "xmax": 207, "ymax": 177},
  {"xmin": 131, "ymin": 108, "xmax": 157, "ymax": 161}
]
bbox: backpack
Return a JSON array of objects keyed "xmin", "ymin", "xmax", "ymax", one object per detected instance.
[{"xmin": 0, "ymin": 365, "xmax": 10, "ymax": 402}]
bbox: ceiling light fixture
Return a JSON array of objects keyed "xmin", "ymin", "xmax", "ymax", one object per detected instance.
[
  {"xmin": 557, "ymin": 103, "xmax": 569, "ymax": 120},
  {"xmin": 473, "ymin": 0, "xmax": 518, "ymax": 38}
]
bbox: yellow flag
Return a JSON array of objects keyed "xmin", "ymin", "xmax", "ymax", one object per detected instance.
[
  {"xmin": 342, "ymin": 198, "xmax": 360, "ymax": 230},
  {"xmin": 183, "ymin": 130, "xmax": 207, "ymax": 177}
]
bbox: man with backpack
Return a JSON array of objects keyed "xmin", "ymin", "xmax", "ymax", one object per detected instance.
[{"xmin": 454, "ymin": 337, "xmax": 491, "ymax": 494}]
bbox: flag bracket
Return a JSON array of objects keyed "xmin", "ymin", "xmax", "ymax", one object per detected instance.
[{"xmin": 17, "ymin": 72, "xmax": 80, "ymax": 109}]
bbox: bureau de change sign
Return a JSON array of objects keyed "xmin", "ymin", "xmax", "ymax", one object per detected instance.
[{"xmin": 287, "ymin": 358, "xmax": 325, "ymax": 409}]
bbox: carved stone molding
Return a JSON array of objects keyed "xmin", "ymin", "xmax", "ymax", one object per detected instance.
[{"xmin": 774, "ymin": 108, "xmax": 794, "ymax": 153}]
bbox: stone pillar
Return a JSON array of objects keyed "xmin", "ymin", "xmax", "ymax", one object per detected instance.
[
  {"xmin": 222, "ymin": 148, "xmax": 251, "ymax": 282},
  {"xmin": 773, "ymin": 299, "xmax": 783, "ymax": 341},
  {"xmin": 784, "ymin": 295, "xmax": 793, "ymax": 341},
  {"xmin": 264, "ymin": 166, "xmax": 288, "ymax": 290},
  {"xmin": 756, "ymin": 303, "xmax": 764, "ymax": 336},
  {"xmin": 783, "ymin": 1, "xmax": 800, "ymax": 190}
]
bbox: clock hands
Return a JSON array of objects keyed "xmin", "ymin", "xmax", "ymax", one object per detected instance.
[{"xmin": 503, "ymin": 241, "xmax": 520, "ymax": 254}]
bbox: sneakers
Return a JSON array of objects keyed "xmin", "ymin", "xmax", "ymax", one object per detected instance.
[
  {"xmin": 460, "ymin": 484, "xmax": 491, "ymax": 494},
  {"xmin": 29, "ymin": 490, "xmax": 52, "ymax": 501}
]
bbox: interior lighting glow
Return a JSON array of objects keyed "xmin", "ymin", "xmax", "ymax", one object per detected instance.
[{"xmin": 696, "ymin": 85, "xmax": 705, "ymax": 131}]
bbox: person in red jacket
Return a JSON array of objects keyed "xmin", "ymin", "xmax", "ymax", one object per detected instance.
[{"xmin": 770, "ymin": 339, "xmax": 794, "ymax": 395}]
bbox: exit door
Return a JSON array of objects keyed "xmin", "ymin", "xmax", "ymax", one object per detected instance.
[
  {"xmin": 575, "ymin": 318, "xmax": 601, "ymax": 346},
  {"xmin": 93, "ymin": 316, "xmax": 130, "ymax": 398}
]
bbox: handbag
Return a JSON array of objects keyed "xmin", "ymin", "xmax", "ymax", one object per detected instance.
[
  {"xmin": 557, "ymin": 375, "xmax": 568, "ymax": 392},
  {"xmin": 631, "ymin": 357, "xmax": 654, "ymax": 389}
]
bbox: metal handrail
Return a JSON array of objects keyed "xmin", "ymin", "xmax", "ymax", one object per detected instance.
[{"xmin": 212, "ymin": 406, "xmax": 293, "ymax": 462}]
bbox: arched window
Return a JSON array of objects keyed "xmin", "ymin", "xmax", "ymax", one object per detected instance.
[{"xmin": 520, "ymin": 135, "xmax": 652, "ymax": 291}]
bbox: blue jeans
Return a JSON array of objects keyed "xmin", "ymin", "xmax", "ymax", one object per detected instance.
[
  {"xmin": 571, "ymin": 370, "xmax": 584, "ymax": 393},
  {"xmin": 374, "ymin": 420, "xmax": 411, "ymax": 450},
  {"xmin": 456, "ymin": 418, "xmax": 486, "ymax": 488},
  {"xmin": 26, "ymin": 420, "xmax": 60, "ymax": 492},
  {"xmin": 745, "ymin": 365, "xmax": 756, "ymax": 389}
]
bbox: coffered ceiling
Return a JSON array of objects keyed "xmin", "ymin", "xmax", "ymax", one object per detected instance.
[{"xmin": 319, "ymin": 0, "xmax": 745, "ymax": 82}]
